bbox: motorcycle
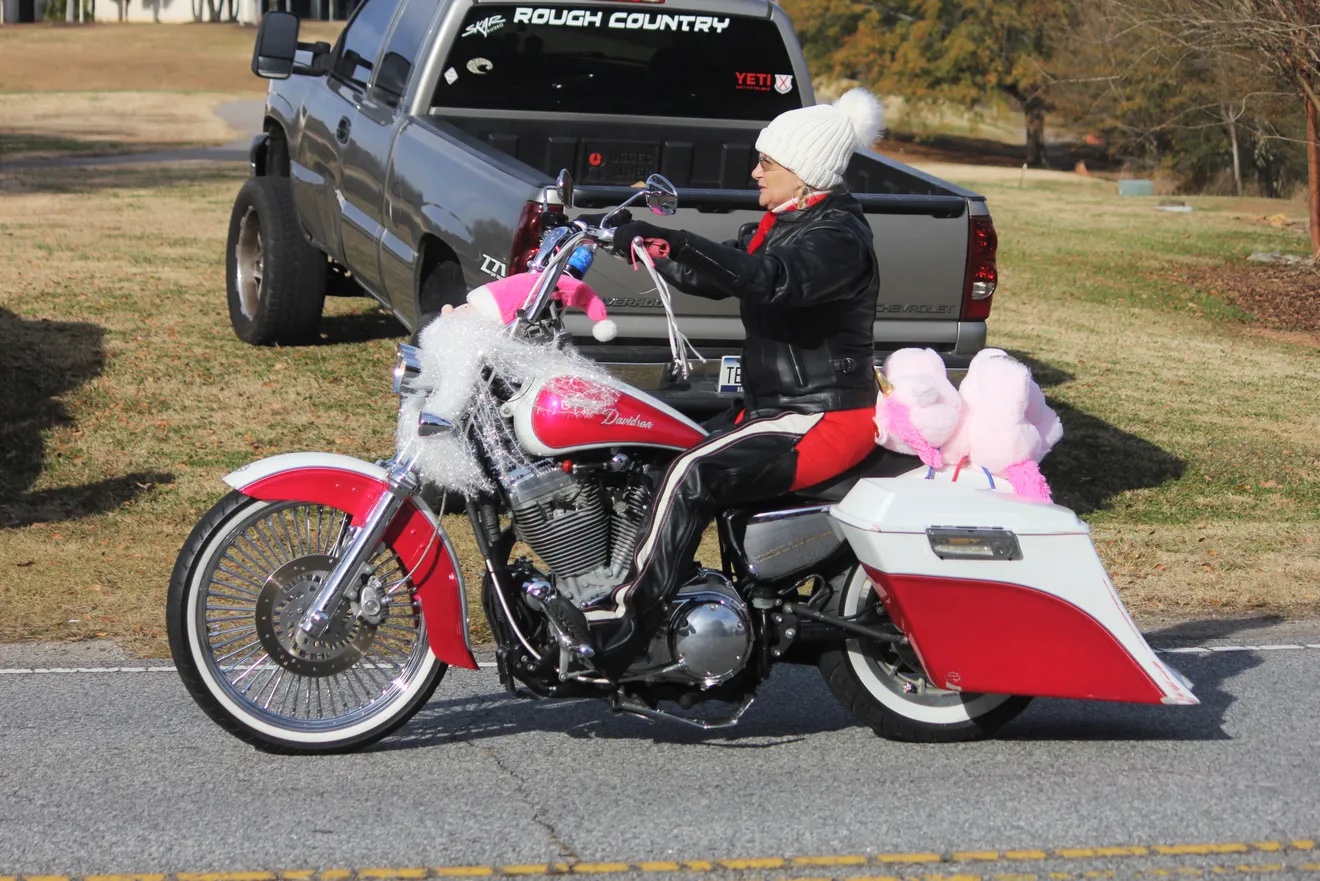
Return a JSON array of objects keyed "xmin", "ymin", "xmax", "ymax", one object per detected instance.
[{"xmin": 166, "ymin": 171, "xmax": 1196, "ymax": 754}]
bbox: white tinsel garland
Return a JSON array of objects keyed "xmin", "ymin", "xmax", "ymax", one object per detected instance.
[{"xmin": 395, "ymin": 310, "xmax": 619, "ymax": 496}]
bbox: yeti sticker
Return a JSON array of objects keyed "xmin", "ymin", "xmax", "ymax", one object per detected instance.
[{"xmin": 774, "ymin": 74, "xmax": 794, "ymax": 95}]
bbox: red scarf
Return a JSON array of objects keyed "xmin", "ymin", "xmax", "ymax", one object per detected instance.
[{"xmin": 747, "ymin": 192, "xmax": 830, "ymax": 254}]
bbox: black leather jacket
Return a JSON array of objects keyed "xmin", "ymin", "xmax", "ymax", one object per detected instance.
[{"xmin": 655, "ymin": 192, "xmax": 880, "ymax": 417}]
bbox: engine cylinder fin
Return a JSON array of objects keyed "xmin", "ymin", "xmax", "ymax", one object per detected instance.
[
  {"xmin": 610, "ymin": 483, "xmax": 651, "ymax": 572},
  {"xmin": 511, "ymin": 473, "xmax": 610, "ymax": 578}
]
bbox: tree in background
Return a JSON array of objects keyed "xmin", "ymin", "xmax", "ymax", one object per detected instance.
[
  {"xmin": 1091, "ymin": 0, "xmax": 1320, "ymax": 256},
  {"xmin": 782, "ymin": 0, "xmax": 1075, "ymax": 166},
  {"xmin": 1051, "ymin": 1, "xmax": 1298, "ymax": 197}
]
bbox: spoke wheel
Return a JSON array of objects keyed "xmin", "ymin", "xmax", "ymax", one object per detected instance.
[{"xmin": 169, "ymin": 492, "xmax": 447, "ymax": 753}]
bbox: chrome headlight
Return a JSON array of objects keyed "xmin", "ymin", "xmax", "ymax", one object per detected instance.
[{"xmin": 392, "ymin": 344, "xmax": 424, "ymax": 396}]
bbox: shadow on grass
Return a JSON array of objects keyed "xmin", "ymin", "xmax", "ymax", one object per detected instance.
[
  {"xmin": 0, "ymin": 161, "xmax": 244, "ymax": 196},
  {"xmin": 1005, "ymin": 350, "xmax": 1186, "ymax": 516},
  {"xmin": 316, "ymin": 309, "xmax": 408, "ymax": 346},
  {"xmin": 0, "ymin": 308, "xmax": 172, "ymax": 528}
]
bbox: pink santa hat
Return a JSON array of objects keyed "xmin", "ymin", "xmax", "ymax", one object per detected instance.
[{"xmin": 467, "ymin": 272, "xmax": 618, "ymax": 342}]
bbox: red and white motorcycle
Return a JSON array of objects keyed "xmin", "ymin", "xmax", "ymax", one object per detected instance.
[{"xmin": 167, "ymin": 172, "xmax": 1195, "ymax": 754}]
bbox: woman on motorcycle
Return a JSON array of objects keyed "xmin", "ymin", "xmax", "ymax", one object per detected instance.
[{"xmin": 558, "ymin": 88, "xmax": 889, "ymax": 676}]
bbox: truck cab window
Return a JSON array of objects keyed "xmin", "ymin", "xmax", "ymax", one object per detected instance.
[
  {"xmin": 332, "ymin": 0, "xmax": 403, "ymax": 89},
  {"xmin": 373, "ymin": 0, "xmax": 439, "ymax": 106},
  {"xmin": 433, "ymin": 3, "xmax": 802, "ymax": 120}
]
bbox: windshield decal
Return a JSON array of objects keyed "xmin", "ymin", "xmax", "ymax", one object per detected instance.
[
  {"xmin": 736, "ymin": 72, "xmax": 795, "ymax": 93},
  {"xmin": 462, "ymin": 14, "xmax": 506, "ymax": 38},
  {"xmin": 512, "ymin": 7, "xmax": 730, "ymax": 32},
  {"xmin": 466, "ymin": 57, "xmax": 494, "ymax": 75}
]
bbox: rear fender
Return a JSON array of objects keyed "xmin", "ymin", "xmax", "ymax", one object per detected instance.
[{"xmin": 224, "ymin": 452, "xmax": 478, "ymax": 670}]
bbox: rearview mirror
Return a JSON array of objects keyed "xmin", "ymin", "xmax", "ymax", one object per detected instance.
[
  {"xmin": 556, "ymin": 169, "xmax": 574, "ymax": 209},
  {"xmin": 252, "ymin": 11, "xmax": 300, "ymax": 79},
  {"xmin": 644, "ymin": 174, "xmax": 678, "ymax": 216}
]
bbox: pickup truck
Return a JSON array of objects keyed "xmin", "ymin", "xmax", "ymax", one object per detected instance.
[{"xmin": 230, "ymin": 0, "xmax": 999, "ymax": 414}]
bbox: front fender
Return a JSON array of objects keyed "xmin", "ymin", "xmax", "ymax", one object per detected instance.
[{"xmin": 225, "ymin": 453, "xmax": 478, "ymax": 670}]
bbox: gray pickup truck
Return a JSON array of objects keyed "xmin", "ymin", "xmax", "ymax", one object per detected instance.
[{"xmin": 230, "ymin": 0, "xmax": 999, "ymax": 414}]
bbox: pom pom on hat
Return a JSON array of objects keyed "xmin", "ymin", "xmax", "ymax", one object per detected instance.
[{"xmin": 755, "ymin": 87, "xmax": 886, "ymax": 190}]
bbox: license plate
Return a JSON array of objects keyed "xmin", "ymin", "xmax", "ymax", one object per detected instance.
[{"xmin": 718, "ymin": 355, "xmax": 742, "ymax": 394}]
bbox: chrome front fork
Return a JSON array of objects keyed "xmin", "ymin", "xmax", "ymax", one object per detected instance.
[{"xmin": 296, "ymin": 460, "xmax": 417, "ymax": 643}]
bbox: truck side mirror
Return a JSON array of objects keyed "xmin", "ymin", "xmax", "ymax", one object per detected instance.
[{"xmin": 252, "ymin": 11, "xmax": 300, "ymax": 80}]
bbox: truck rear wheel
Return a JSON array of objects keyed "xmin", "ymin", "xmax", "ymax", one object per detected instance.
[{"xmin": 227, "ymin": 176, "xmax": 328, "ymax": 345}]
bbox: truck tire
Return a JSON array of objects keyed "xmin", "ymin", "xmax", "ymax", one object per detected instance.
[
  {"xmin": 226, "ymin": 176, "xmax": 328, "ymax": 346},
  {"xmin": 412, "ymin": 260, "xmax": 467, "ymax": 341}
]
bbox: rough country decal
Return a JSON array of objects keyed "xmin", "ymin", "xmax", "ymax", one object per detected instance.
[
  {"xmin": 513, "ymin": 7, "xmax": 730, "ymax": 32},
  {"xmin": 462, "ymin": 14, "xmax": 506, "ymax": 38},
  {"xmin": 601, "ymin": 409, "xmax": 654, "ymax": 430}
]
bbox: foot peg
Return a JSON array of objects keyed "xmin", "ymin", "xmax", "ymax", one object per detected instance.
[{"xmin": 523, "ymin": 579, "xmax": 595, "ymax": 663}]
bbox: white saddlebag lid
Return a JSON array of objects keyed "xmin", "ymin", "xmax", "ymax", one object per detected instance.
[{"xmin": 831, "ymin": 477, "xmax": 1089, "ymax": 536}]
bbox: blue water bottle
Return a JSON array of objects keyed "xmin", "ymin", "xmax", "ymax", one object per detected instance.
[{"xmin": 566, "ymin": 243, "xmax": 596, "ymax": 280}]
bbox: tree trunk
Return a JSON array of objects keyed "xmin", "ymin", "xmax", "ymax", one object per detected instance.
[
  {"xmin": 1225, "ymin": 106, "xmax": 1242, "ymax": 197},
  {"xmin": 1308, "ymin": 94, "xmax": 1320, "ymax": 259},
  {"xmin": 1025, "ymin": 100, "xmax": 1048, "ymax": 168}
]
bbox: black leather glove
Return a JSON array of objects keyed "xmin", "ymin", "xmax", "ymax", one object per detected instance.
[
  {"xmin": 575, "ymin": 208, "xmax": 632, "ymax": 230},
  {"xmin": 611, "ymin": 220, "xmax": 679, "ymax": 257}
]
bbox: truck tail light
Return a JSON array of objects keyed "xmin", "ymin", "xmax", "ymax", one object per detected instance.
[
  {"xmin": 508, "ymin": 200, "xmax": 563, "ymax": 276},
  {"xmin": 960, "ymin": 215, "xmax": 998, "ymax": 322}
]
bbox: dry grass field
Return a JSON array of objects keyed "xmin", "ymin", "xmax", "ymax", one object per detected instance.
[
  {"xmin": 0, "ymin": 21, "xmax": 342, "ymax": 160},
  {"xmin": 1, "ymin": 24, "xmax": 1318, "ymax": 657}
]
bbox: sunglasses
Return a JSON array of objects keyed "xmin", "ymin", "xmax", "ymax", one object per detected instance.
[{"xmin": 755, "ymin": 154, "xmax": 782, "ymax": 171}]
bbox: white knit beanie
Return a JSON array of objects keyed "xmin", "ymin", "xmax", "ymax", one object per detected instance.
[{"xmin": 755, "ymin": 88, "xmax": 886, "ymax": 190}]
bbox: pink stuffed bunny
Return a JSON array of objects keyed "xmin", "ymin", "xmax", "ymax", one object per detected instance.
[
  {"xmin": 942, "ymin": 348, "xmax": 1062, "ymax": 502},
  {"xmin": 874, "ymin": 347, "xmax": 963, "ymax": 469},
  {"xmin": 465, "ymin": 272, "xmax": 618, "ymax": 342}
]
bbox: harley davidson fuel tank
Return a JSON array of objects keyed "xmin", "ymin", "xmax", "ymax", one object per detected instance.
[{"xmin": 511, "ymin": 375, "xmax": 707, "ymax": 456}]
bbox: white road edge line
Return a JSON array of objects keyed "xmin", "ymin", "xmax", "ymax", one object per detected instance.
[
  {"xmin": 0, "ymin": 662, "xmax": 502, "ymax": 674},
  {"xmin": 1, "ymin": 646, "xmax": 1318, "ymax": 674}
]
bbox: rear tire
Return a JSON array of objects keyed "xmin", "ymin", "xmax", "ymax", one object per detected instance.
[
  {"xmin": 226, "ymin": 176, "xmax": 328, "ymax": 345},
  {"xmin": 166, "ymin": 491, "xmax": 446, "ymax": 753},
  {"xmin": 819, "ymin": 564, "xmax": 1031, "ymax": 742}
]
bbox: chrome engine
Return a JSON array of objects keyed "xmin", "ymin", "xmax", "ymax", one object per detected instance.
[
  {"xmin": 505, "ymin": 465, "xmax": 753, "ymax": 690},
  {"xmin": 632, "ymin": 569, "xmax": 753, "ymax": 688},
  {"xmin": 505, "ymin": 463, "xmax": 650, "ymax": 608}
]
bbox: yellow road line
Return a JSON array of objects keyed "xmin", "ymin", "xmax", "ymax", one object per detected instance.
[
  {"xmin": 792, "ymin": 856, "xmax": 869, "ymax": 868},
  {"xmin": 19, "ymin": 836, "xmax": 1320, "ymax": 881}
]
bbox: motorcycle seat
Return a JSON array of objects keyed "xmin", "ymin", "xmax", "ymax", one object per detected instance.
[{"xmin": 787, "ymin": 446, "xmax": 923, "ymax": 504}]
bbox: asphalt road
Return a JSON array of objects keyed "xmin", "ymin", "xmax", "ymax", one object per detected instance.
[{"xmin": 2, "ymin": 620, "xmax": 1318, "ymax": 880}]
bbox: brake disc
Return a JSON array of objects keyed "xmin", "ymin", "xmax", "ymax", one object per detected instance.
[{"xmin": 254, "ymin": 555, "xmax": 376, "ymax": 677}]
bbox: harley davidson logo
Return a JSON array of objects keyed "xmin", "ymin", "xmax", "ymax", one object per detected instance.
[{"xmin": 601, "ymin": 409, "xmax": 654, "ymax": 430}]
